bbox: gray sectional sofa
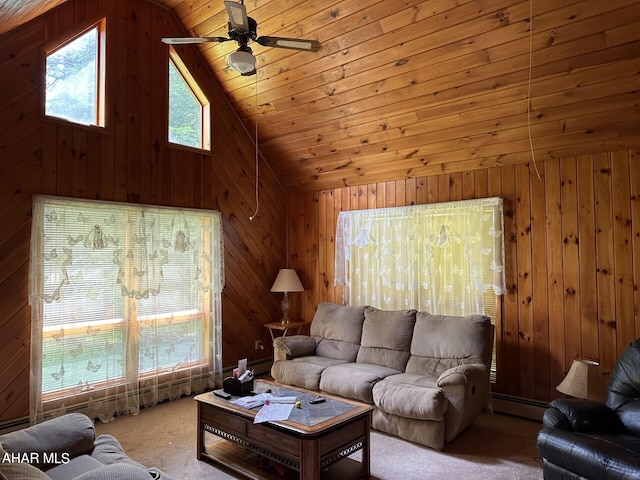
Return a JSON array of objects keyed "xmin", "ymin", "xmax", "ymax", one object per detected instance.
[
  {"xmin": 271, "ymin": 302, "xmax": 493, "ymax": 450},
  {"xmin": 0, "ymin": 413, "xmax": 172, "ymax": 480}
]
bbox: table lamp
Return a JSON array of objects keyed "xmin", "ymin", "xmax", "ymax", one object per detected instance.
[
  {"xmin": 556, "ymin": 359, "xmax": 607, "ymax": 402},
  {"xmin": 271, "ymin": 269, "xmax": 304, "ymax": 324}
]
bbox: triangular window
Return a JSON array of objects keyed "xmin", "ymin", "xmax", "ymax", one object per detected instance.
[
  {"xmin": 168, "ymin": 50, "xmax": 211, "ymax": 150},
  {"xmin": 44, "ymin": 19, "xmax": 106, "ymax": 127}
]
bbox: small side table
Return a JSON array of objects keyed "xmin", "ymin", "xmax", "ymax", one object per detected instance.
[{"xmin": 265, "ymin": 320, "xmax": 306, "ymax": 342}]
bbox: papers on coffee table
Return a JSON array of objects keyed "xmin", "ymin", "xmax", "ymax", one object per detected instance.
[
  {"xmin": 230, "ymin": 393, "xmax": 270, "ymax": 409},
  {"xmin": 254, "ymin": 401, "xmax": 296, "ymax": 423},
  {"xmin": 230, "ymin": 393, "xmax": 298, "ymax": 423}
]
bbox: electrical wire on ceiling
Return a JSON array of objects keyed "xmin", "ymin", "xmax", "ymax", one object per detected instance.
[
  {"xmin": 527, "ymin": 0, "xmax": 542, "ymax": 182},
  {"xmin": 249, "ymin": 72, "xmax": 259, "ymax": 221}
]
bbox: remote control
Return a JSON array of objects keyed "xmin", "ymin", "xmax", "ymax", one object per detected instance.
[
  {"xmin": 214, "ymin": 389, "xmax": 232, "ymax": 399},
  {"xmin": 309, "ymin": 397, "xmax": 325, "ymax": 404}
]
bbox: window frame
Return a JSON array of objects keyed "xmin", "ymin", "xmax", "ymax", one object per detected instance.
[
  {"xmin": 167, "ymin": 47, "xmax": 211, "ymax": 151},
  {"xmin": 42, "ymin": 17, "xmax": 107, "ymax": 128}
]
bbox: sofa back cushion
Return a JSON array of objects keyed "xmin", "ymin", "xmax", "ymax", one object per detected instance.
[
  {"xmin": 607, "ymin": 339, "xmax": 640, "ymax": 409},
  {"xmin": 405, "ymin": 312, "xmax": 492, "ymax": 376},
  {"xmin": 311, "ymin": 303, "xmax": 367, "ymax": 361},
  {"xmin": 606, "ymin": 338, "xmax": 640, "ymax": 435},
  {"xmin": 356, "ymin": 307, "xmax": 416, "ymax": 371}
]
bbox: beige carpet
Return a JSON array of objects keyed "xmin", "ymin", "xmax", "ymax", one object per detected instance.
[{"xmin": 95, "ymin": 394, "xmax": 544, "ymax": 480}]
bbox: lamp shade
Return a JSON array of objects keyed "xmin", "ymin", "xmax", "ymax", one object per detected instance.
[
  {"xmin": 228, "ymin": 49, "xmax": 256, "ymax": 74},
  {"xmin": 556, "ymin": 360, "xmax": 607, "ymax": 402},
  {"xmin": 270, "ymin": 269, "xmax": 304, "ymax": 293}
]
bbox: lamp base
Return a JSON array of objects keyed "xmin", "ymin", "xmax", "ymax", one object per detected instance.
[{"xmin": 280, "ymin": 293, "xmax": 291, "ymax": 325}]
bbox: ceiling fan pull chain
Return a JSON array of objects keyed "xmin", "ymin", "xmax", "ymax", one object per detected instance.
[
  {"xmin": 527, "ymin": 0, "xmax": 541, "ymax": 183},
  {"xmin": 249, "ymin": 73, "xmax": 259, "ymax": 221}
]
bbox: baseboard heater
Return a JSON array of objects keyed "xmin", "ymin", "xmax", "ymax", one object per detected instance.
[
  {"xmin": 0, "ymin": 360, "xmax": 274, "ymax": 434},
  {"xmin": 491, "ymin": 392, "xmax": 547, "ymax": 421}
]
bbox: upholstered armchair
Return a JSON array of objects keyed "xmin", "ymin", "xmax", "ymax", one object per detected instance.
[
  {"xmin": 0, "ymin": 413, "xmax": 172, "ymax": 480},
  {"xmin": 537, "ymin": 338, "xmax": 640, "ymax": 480}
]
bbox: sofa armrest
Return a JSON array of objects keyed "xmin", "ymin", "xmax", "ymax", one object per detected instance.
[
  {"xmin": 436, "ymin": 363, "xmax": 487, "ymax": 387},
  {"xmin": 0, "ymin": 413, "xmax": 95, "ymax": 471},
  {"xmin": 436, "ymin": 363, "xmax": 491, "ymax": 442},
  {"xmin": 544, "ymin": 398, "xmax": 624, "ymax": 433},
  {"xmin": 273, "ymin": 335, "xmax": 317, "ymax": 361}
]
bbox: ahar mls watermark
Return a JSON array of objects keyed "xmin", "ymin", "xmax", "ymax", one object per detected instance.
[{"xmin": 1, "ymin": 452, "xmax": 70, "ymax": 465}]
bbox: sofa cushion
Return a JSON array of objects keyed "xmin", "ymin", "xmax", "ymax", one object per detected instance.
[
  {"xmin": 311, "ymin": 303, "xmax": 367, "ymax": 361},
  {"xmin": 271, "ymin": 356, "xmax": 349, "ymax": 390},
  {"xmin": 356, "ymin": 307, "xmax": 416, "ymax": 371},
  {"xmin": 373, "ymin": 375, "xmax": 448, "ymax": 421},
  {"xmin": 0, "ymin": 413, "xmax": 95, "ymax": 471},
  {"xmin": 376, "ymin": 372, "xmax": 439, "ymax": 389},
  {"xmin": 320, "ymin": 362, "xmax": 400, "ymax": 403},
  {"xmin": 406, "ymin": 312, "xmax": 491, "ymax": 376},
  {"xmin": 91, "ymin": 435, "xmax": 147, "ymax": 470},
  {"xmin": 45, "ymin": 454, "xmax": 103, "ymax": 480}
]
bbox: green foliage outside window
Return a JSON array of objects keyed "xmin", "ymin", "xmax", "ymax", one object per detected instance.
[{"xmin": 168, "ymin": 61, "xmax": 202, "ymax": 148}]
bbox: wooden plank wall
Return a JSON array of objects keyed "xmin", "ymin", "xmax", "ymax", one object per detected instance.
[
  {"xmin": 287, "ymin": 149, "xmax": 640, "ymax": 402},
  {"xmin": 0, "ymin": 0, "xmax": 286, "ymax": 423}
]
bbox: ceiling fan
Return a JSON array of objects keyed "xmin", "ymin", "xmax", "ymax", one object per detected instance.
[{"xmin": 161, "ymin": 0, "xmax": 321, "ymax": 76}]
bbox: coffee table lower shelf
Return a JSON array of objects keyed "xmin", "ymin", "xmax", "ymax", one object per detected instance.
[{"xmin": 201, "ymin": 436, "xmax": 367, "ymax": 480}]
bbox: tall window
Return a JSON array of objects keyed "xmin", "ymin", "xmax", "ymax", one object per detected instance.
[
  {"xmin": 44, "ymin": 19, "xmax": 106, "ymax": 126},
  {"xmin": 335, "ymin": 198, "xmax": 505, "ymax": 374},
  {"xmin": 168, "ymin": 50, "xmax": 210, "ymax": 150},
  {"xmin": 29, "ymin": 196, "xmax": 224, "ymax": 423}
]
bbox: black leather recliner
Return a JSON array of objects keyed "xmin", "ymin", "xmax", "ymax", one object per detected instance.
[{"xmin": 537, "ymin": 339, "xmax": 640, "ymax": 480}]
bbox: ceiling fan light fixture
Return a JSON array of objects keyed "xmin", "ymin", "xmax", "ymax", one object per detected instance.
[
  {"xmin": 228, "ymin": 47, "xmax": 256, "ymax": 74},
  {"xmin": 162, "ymin": 1, "xmax": 320, "ymax": 76}
]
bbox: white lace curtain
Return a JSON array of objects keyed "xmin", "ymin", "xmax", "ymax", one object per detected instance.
[
  {"xmin": 335, "ymin": 197, "xmax": 505, "ymax": 313},
  {"xmin": 29, "ymin": 195, "xmax": 224, "ymax": 424}
]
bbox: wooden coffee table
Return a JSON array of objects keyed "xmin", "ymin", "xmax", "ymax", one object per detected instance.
[{"xmin": 195, "ymin": 379, "xmax": 373, "ymax": 480}]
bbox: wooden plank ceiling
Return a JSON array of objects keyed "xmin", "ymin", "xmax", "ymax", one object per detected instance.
[{"xmin": 2, "ymin": 0, "xmax": 639, "ymax": 193}]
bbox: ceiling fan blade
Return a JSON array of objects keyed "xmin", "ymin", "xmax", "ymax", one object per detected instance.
[
  {"xmin": 162, "ymin": 36, "xmax": 230, "ymax": 45},
  {"xmin": 255, "ymin": 36, "xmax": 320, "ymax": 52},
  {"xmin": 224, "ymin": 1, "xmax": 250, "ymax": 32}
]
